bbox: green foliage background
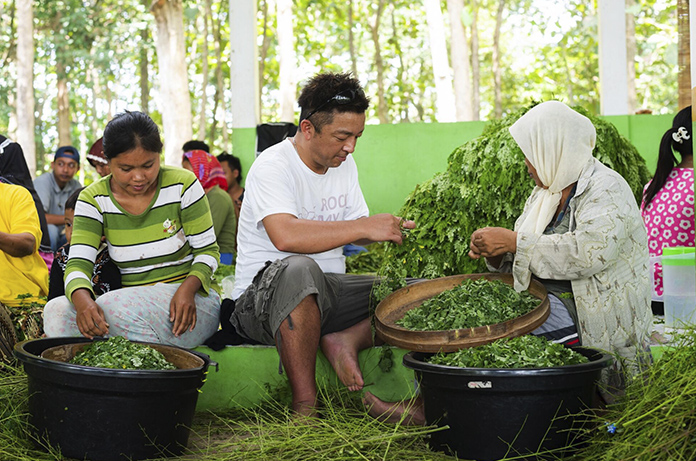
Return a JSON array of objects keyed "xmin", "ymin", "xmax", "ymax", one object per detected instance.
[{"xmin": 375, "ymin": 102, "xmax": 652, "ymax": 293}]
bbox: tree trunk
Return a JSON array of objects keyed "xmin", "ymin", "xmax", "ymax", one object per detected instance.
[
  {"xmin": 56, "ymin": 60, "xmax": 72, "ymax": 146},
  {"xmin": 212, "ymin": 0, "xmax": 229, "ymax": 152},
  {"xmin": 35, "ymin": 96, "xmax": 47, "ymax": 173},
  {"xmin": 425, "ymin": 0, "xmax": 456, "ymax": 122},
  {"xmin": 348, "ymin": 0, "xmax": 358, "ymax": 79},
  {"xmin": 626, "ymin": 0, "xmax": 637, "ymax": 113},
  {"xmin": 89, "ymin": 59, "xmax": 100, "ymax": 136},
  {"xmin": 447, "ymin": 0, "xmax": 472, "ymax": 121},
  {"xmin": 559, "ymin": 41, "xmax": 574, "ymax": 104},
  {"xmin": 16, "ymin": 0, "xmax": 36, "ymax": 175},
  {"xmin": 140, "ymin": 0, "xmax": 150, "ymax": 115},
  {"xmin": 470, "ymin": 0, "xmax": 480, "ymax": 121},
  {"xmin": 492, "ymin": 0, "xmax": 505, "ymax": 119},
  {"xmin": 151, "ymin": 0, "xmax": 193, "ymax": 166},
  {"xmin": 258, "ymin": 0, "xmax": 271, "ymax": 120},
  {"xmin": 277, "ymin": 0, "xmax": 295, "ymax": 122},
  {"xmin": 391, "ymin": 9, "xmax": 409, "ymax": 122},
  {"xmin": 677, "ymin": 0, "xmax": 690, "ymax": 110},
  {"xmin": 370, "ymin": 0, "xmax": 390, "ymax": 124},
  {"xmin": 198, "ymin": 0, "xmax": 212, "ymax": 138}
]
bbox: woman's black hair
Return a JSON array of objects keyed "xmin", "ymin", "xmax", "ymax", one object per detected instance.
[
  {"xmin": 643, "ymin": 106, "xmax": 693, "ymax": 208},
  {"xmin": 65, "ymin": 187, "xmax": 85, "ymax": 211},
  {"xmin": 217, "ymin": 152, "xmax": 243, "ymax": 183},
  {"xmin": 102, "ymin": 111, "xmax": 163, "ymax": 159}
]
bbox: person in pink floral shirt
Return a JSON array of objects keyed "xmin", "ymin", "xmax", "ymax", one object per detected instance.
[{"xmin": 641, "ymin": 106, "xmax": 695, "ymax": 314}]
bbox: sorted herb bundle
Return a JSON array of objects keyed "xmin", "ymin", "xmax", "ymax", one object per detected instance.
[
  {"xmin": 345, "ymin": 243, "xmax": 387, "ymax": 275},
  {"xmin": 428, "ymin": 335, "xmax": 589, "ymax": 369},
  {"xmin": 396, "ymin": 278, "xmax": 538, "ymax": 331},
  {"xmin": 373, "ymin": 103, "xmax": 652, "ymax": 302},
  {"xmin": 69, "ymin": 336, "xmax": 175, "ymax": 370}
]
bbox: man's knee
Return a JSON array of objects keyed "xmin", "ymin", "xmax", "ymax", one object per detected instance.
[{"xmin": 282, "ymin": 255, "xmax": 324, "ymax": 283}]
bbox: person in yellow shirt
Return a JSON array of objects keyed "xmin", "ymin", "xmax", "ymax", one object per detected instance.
[{"xmin": 0, "ymin": 179, "xmax": 49, "ymax": 362}]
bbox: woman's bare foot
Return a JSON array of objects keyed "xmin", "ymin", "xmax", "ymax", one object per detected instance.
[
  {"xmin": 363, "ymin": 391, "xmax": 426, "ymax": 426},
  {"xmin": 321, "ymin": 331, "xmax": 364, "ymax": 391}
]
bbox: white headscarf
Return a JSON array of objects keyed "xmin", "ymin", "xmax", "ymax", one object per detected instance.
[{"xmin": 509, "ymin": 101, "xmax": 596, "ymax": 234}]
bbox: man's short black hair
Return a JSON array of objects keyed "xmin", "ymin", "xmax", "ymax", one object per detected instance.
[
  {"xmin": 297, "ymin": 72, "xmax": 370, "ymax": 133},
  {"xmin": 182, "ymin": 140, "xmax": 210, "ymax": 153},
  {"xmin": 65, "ymin": 187, "xmax": 85, "ymax": 211},
  {"xmin": 217, "ymin": 152, "xmax": 243, "ymax": 183}
]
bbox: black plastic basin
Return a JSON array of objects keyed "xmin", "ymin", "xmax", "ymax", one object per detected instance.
[
  {"xmin": 14, "ymin": 337, "xmax": 213, "ymax": 461},
  {"xmin": 403, "ymin": 347, "xmax": 613, "ymax": 461}
]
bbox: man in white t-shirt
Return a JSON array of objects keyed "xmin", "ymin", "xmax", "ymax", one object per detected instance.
[{"xmin": 229, "ymin": 72, "xmax": 415, "ymax": 417}]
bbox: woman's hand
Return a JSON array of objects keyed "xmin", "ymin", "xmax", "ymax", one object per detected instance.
[
  {"xmin": 468, "ymin": 227, "xmax": 517, "ymax": 260},
  {"xmin": 72, "ymin": 288, "xmax": 109, "ymax": 339},
  {"xmin": 169, "ymin": 276, "xmax": 202, "ymax": 337}
]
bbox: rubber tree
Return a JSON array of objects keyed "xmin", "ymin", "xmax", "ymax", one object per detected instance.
[
  {"xmin": 16, "ymin": 0, "xmax": 36, "ymax": 175},
  {"xmin": 447, "ymin": 0, "xmax": 473, "ymax": 121},
  {"xmin": 425, "ymin": 0, "xmax": 456, "ymax": 122},
  {"xmin": 151, "ymin": 0, "xmax": 193, "ymax": 166}
]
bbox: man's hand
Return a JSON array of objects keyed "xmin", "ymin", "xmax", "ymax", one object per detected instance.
[
  {"xmin": 0, "ymin": 231, "xmax": 36, "ymax": 258},
  {"xmin": 72, "ymin": 288, "xmax": 109, "ymax": 339},
  {"xmin": 468, "ymin": 227, "xmax": 517, "ymax": 260},
  {"xmin": 357, "ymin": 214, "xmax": 415, "ymax": 245},
  {"xmin": 169, "ymin": 276, "xmax": 201, "ymax": 337}
]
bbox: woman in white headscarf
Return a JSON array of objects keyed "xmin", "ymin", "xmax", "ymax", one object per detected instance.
[{"xmin": 469, "ymin": 101, "xmax": 652, "ymax": 375}]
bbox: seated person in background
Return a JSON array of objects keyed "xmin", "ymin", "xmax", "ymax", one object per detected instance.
[
  {"xmin": 0, "ymin": 178, "xmax": 49, "ymax": 361},
  {"xmin": 229, "ymin": 72, "xmax": 415, "ymax": 417},
  {"xmin": 86, "ymin": 137, "xmax": 111, "ymax": 178},
  {"xmin": 43, "ymin": 111, "xmax": 221, "ymax": 349},
  {"xmin": 182, "ymin": 149, "xmax": 237, "ymax": 265},
  {"xmin": 0, "ymin": 135, "xmax": 54, "ymax": 263},
  {"xmin": 47, "ymin": 187, "xmax": 121, "ymax": 301},
  {"xmin": 217, "ymin": 152, "xmax": 245, "ymax": 219},
  {"xmin": 640, "ymin": 106, "xmax": 694, "ymax": 315},
  {"xmin": 182, "ymin": 140, "xmax": 210, "ymax": 154},
  {"xmin": 33, "ymin": 146, "xmax": 83, "ymax": 251}
]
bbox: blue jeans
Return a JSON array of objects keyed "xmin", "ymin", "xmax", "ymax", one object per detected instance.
[{"xmin": 47, "ymin": 224, "xmax": 67, "ymax": 252}]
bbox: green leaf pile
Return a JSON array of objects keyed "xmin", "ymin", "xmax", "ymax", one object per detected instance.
[
  {"xmin": 374, "ymin": 102, "xmax": 652, "ymax": 300},
  {"xmin": 69, "ymin": 336, "xmax": 176, "ymax": 370},
  {"xmin": 428, "ymin": 335, "xmax": 589, "ymax": 369},
  {"xmin": 396, "ymin": 278, "xmax": 538, "ymax": 331}
]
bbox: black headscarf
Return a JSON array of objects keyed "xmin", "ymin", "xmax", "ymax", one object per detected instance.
[{"xmin": 0, "ymin": 135, "xmax": 52, "ymax": 253}]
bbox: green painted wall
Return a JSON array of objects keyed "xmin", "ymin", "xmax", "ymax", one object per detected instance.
[
  {"xmin": 195, "ymin": 345, "xmax": 416, "ymax": 411},
  {"xmin": 231, "ymin": 114, "xmax": 675, "ymax": 215}
]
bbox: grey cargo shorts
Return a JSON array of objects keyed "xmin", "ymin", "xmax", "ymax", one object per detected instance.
[{"xmin": 230, "ymin": 255, "xmax": 378, "ymax": 345}]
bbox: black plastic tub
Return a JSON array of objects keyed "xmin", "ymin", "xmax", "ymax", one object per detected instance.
[
  {"xmin": 14, "ymin": 337, "xmax": 214, "ymax": 461},
  {"xmin": 403, "ymin": 347, "xmax": 613, "ymax": 461}
]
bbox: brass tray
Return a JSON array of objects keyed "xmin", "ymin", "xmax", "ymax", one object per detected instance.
[{"xmin": 375, "ymin": 273, "xmax": 550, "ymax": 353}]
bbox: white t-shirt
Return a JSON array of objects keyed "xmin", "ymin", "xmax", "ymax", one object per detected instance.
[{"xmin": 232, "ymin": 139, "xmax": 369, "ymax": 300}]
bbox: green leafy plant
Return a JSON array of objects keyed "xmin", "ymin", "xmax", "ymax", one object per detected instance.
[
  {"xmin": 69, "ymin": 336, "xmax": 175, "ymax": 370},
  {"xmin": 428, "ymin": 335, "xmax": 589, "ymax": 369},
  {"xmin": 397, "ymin": 279, "xmax": 538, "ymax": 331},
  {"xmin": 374, "ymin": 102, "xmax": 652, "ymax": 301}
]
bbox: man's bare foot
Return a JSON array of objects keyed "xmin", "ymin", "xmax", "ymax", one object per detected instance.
[
  {"xmin": 363, "ymin": 391, "xmax": 426, "ymax": 426},
  {"xmin": 320, "ymin": 331, "xmax": 364, "ymax": 391},
  {"xmin": 292, "ymin": 399, "xmax": 319, "ymax": 419}
]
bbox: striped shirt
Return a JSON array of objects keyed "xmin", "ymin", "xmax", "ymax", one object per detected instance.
[{"xmin": 65, "ymin": 166, "xmax": 219, "ymax": 301}]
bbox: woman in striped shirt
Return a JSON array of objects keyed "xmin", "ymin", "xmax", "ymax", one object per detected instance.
[{"xmin": 44, "ymin": 111, "xmax": 221, "ymax": 348}]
